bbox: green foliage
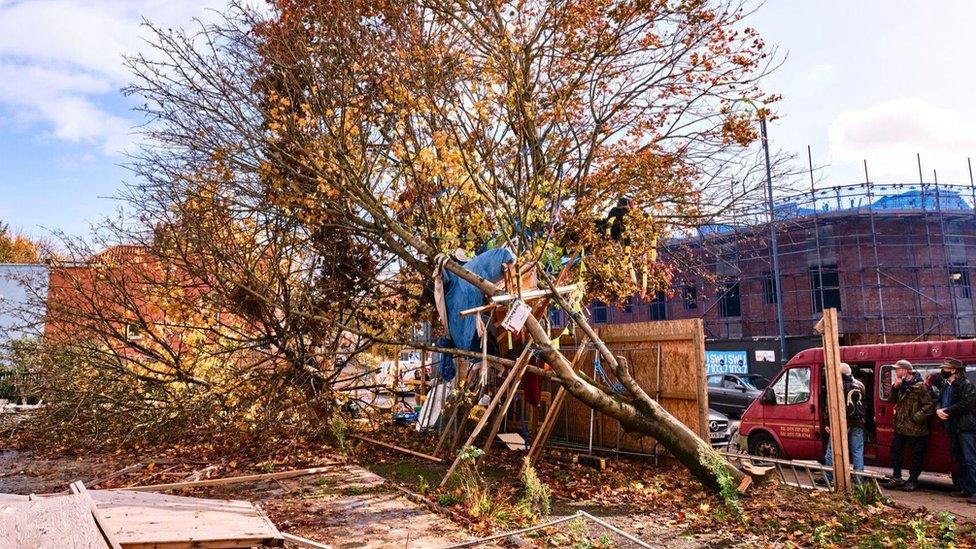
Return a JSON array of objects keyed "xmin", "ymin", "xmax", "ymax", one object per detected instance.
[
  {"xmin": 910, "ymin": 520, "xmax": 931, "ymax": 549},
  {"xmin": 813, "ymin": 524, "xmax": 832, "ymax": 547},
  {"xmin": 437, "ymin": 493, "xmax": 459, "ymax": 506},
  {"xmin": 697, "ymin": 445, "xmax": 744, "ymax": 522},
  {"xmin": 851, "ymin": 482, "xmax": 887, "ymax": 506},
  {"xmin": 417, "ymin": 475, "xmax": 430, "ymax": 496},
  {"xmin": 453, "ymin": 446, "xmax": 490, "ymax": 517},
  {"xmin": 329, "ymin": 415, "xmax": 350, "ymax": 457},
  {"xmin": 937, "ymin": 512, "xmax": 956, "ymax": 546},
  {"xmin": 518, "ymin": 457, "xmax": 552, "ymax": 520}
]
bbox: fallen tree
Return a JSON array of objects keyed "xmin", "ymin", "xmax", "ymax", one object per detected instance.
[{"xmin": 114, "ymin": 0, "xmax": 783, "ymax": 487}]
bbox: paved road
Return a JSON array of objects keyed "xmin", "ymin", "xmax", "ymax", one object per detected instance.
[
  {"xmin": 724, "ymin": 420, "xmax": 975, "ymax": 521},
  {"xmin": 864, "ymin": 466, "xmax": 976, "ymax": 522}
]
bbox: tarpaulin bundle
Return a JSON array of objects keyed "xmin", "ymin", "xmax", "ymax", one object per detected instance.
[{"xmin": 436, "ymin": 248, "xmax": 517, "ymax": 352}]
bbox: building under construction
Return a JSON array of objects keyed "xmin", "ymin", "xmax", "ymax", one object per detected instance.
[{"xmin": 563, "ymin": 181, "xmax": 976, "ymax": 378}]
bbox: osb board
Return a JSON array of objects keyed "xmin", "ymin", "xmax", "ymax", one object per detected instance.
[
  {"xmin": 0, "ymin": 493, "xmax": 30, "ymax": 504},
  {"xmin": 87, "ymin": 489, "xmax": 283, "ymax": 549},
  {"xmin": 0, "ymin": 493, "xmax": 110, "ymax": 549},
  {"xmin": 548, "ymin": 320, "xmax": 709, "ymax": 453}
]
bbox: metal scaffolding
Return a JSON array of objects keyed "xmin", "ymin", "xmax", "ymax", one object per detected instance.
[{"xmin": 664, "ymin": 178, "xmax": 976, "ymax": 345}]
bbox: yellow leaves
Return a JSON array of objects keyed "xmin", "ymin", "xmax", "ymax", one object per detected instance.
[{"xmin": 0, "ymin": 228, "xmax": 42, "ymax": 263}]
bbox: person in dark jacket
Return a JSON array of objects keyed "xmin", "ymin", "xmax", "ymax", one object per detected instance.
[
  {"xmin": 883, "ymin": 359, "xmax": 934, "ymax": 491},
  {"xmin": 935, "ymin": 358, "xmax": 976, "ymax": 503}
]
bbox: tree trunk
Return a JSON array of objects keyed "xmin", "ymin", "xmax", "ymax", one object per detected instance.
[
  {"xmin": 436, "ymin": 259, "xmax": 742, "ymax": 489},
  {"xmin": 369, "ymin": 212, "xmax": 743, "ymax": 489}
]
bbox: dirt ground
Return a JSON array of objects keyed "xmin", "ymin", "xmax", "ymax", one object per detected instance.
[
  {"xmin": 0, "ymin": 449, "xmax": 486, "ymax": 548},
  {"xmin": 3, "ymin": 441, "xmax": 976, "ymax": 548}
]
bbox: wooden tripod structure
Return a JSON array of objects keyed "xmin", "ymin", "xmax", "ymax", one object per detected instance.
[{"xmin": 440, "ymin": 347, "xmax": 532, "ymax": 487}]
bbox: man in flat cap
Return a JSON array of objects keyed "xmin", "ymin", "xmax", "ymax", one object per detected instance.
[{"xmin": 883, "ymin": 359, "xmax": 933, "ymax": 491}]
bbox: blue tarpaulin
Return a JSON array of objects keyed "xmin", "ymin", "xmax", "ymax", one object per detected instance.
[
  {"xmin": 432, "ymin": 248, "xmax": 517, "ymax": 382},
  {"xmin": 443, "ymin": 248, "xmax": 516, "ymax": 352}
]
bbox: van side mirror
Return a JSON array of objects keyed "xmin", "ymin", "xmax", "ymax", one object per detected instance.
[{"xmin": 761, "ymin": 387, "xmax": 776, "ymax": 405}]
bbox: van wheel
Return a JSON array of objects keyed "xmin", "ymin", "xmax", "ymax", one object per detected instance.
[{"xmin": 748, "ymin": 433, "xmax": 781, "ymax": 459}]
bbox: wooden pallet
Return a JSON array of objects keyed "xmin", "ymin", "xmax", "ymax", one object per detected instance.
[
  {"xmin": 0, "ymin": 488, "xmax": 283, "ymax": 549},
  {"xmin": 0, "ymin": 493, "xmax": 110, "ymax": 548}
]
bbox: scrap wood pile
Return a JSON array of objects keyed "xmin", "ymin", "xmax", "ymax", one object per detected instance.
[
  {"xmin": 0, "ymin": 466, "xmax": 341, "ymax": 549},
  {"xmin": 356, "ymin": 250, "xmax": 589, "ymax": 486}
]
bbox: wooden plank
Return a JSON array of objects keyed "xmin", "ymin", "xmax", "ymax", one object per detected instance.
[
  {"xmin": 598, "ymin": 319, "xmax": 700, "ymax": 342},
  {"xmin": 691, "ymin": 318, "xmax": 709, "ymax": 441},
  {"xmin": 595, "ymin": 333, "xmax": 694, "ymax": 344},
  {"xmin": 497, "ymin": 433, "xmax": 527, "ymax": 451},
  {"xmin": 489, "ymin": 284, "xmax": 577, "ymax": 304},
  {"xmin": 0, "ymin": 493, "xmax": 109, "ymax": 548},
  {"xmin": 282, "ymin": 532, "xmax": 334, "ymax": 549},
  {"xmin": 818, "ymin": 308, "xmax": 851, "ymax": 493},
  {"xmin": 459, "ymin": 303, "xmax": 498, "ymax": 317},
  {"xmin": 120, "ymin": 466, "xmax": 336, "ymax": 492},
  {"xmin": 71, "ymin": 481, "xmax": 124, "ymax": 549},
  {"xmin": 350, "ymin": 434, "xmax": 444, "ymax": 463},
  {"xmin": 477, "ymin": 352, "xmax": 533, "ymax": 466},
  {"xmin": 552, "ymin": 319, "xmax": 709, "ymax": 453},
  {"xmin": 86, "ymin": 489, "xmax": 283, "ymax": 548},
  {"xmin": 440, "ymin": 348, "xmax": 532, "ymax": 487},
  {"xmin": 0, "ymin": 493, "xmax": 29, "ymax": 504}
]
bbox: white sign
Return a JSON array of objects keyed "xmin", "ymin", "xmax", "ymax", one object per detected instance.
[
  {"xmin": 755, "ymin": 350, "xmax": 776, "ymax": 363},
  {"xmin": 501, "ymin": 299, "xmax": 531, "ymax": 333}
]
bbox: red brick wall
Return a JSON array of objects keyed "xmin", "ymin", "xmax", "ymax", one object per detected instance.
[{"xmin": 587, "ymin": 212, "xmax": 976, "ymax": 342}]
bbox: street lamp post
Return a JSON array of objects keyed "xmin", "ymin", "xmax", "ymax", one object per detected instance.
[{"xmin": 759, "ymin": 112, "xmax": 787, "ymax": 364}]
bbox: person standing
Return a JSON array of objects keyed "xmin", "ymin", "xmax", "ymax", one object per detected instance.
[
  {"xmin": 935, "ymin": 358, "xmax": 976, "ymax": 504},
  {"xmin": 823, "ymin": 363, "xmax": 866, "ymax": 484},
  {"xmin": 883, "ymin": 360, "xmax": 934, "ymax": 491}
]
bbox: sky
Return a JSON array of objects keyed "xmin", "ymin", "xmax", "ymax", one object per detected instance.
[{"xmin": 1, "ymin": 0, "xmax": 976, "ymax": 240}]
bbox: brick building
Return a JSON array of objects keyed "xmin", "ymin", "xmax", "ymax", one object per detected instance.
[{"xmin": 554, "ymin": 181, "xmax": 976, "ymax": 378}]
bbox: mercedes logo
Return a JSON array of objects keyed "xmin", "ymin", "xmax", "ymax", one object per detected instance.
[{"xmin": 709, "ymin": 420, "xmax": 718, "ymax": 431}]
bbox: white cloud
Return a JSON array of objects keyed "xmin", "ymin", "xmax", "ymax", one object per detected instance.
[
  {"xmin": 0, "ymin": 0, "xmax": 226, "ymax": 155},
  {"xmin": 828, "ymin": 98, "xmax": 976, "ymax": 181}
]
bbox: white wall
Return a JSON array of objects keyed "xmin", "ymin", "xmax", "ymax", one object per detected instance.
[{"xmin": 0, "ymin": 264, "xmax": 49, "ymax": 344}]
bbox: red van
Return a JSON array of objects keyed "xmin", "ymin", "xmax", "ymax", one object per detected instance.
[{"xmin": 738, "ymin": 339, "xmax": 976, "ymax": 474}]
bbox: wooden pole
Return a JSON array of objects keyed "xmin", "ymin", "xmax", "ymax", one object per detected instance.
[
  {"xmin": 350, "ymin": 434, "xmax": 444, "ymax": 463},
  {"xmin": 120, "ymin": 466, "xmax": 337, "ymax": 492},
  {"xmin": 816, "ymin": 308, "xmax": 851, "ymax": 492},
  {"xmin": 476, "ymin": 354, "xmax": 533, "ymax": 466},
  {"xmin": 691, "ymin": 319, "xmax": 710, "ymax": 441},
  {"xmin": 392, "ymin": 348, "xmax": 400, "ymax": 394},
  {"xmin": 440, "ymin": 348, "xmax": 532, "ymax": 487},
  {"xmin": 433, "ymin": 367, "xmax": 478, "ymax": 457},
  {"xmin": 419, "ymin": 350, "xmax": 428, "ymax": 397}
]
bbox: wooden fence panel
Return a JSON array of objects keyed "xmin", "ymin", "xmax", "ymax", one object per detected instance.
[{"xmin": 543, "ymin": 319, "xmax": 709, "ymax": 455}]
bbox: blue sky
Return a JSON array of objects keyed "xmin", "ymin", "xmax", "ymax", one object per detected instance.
[{"xmin": 1, "ymin": 0, "xmax": 976, "ymax": 240}]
